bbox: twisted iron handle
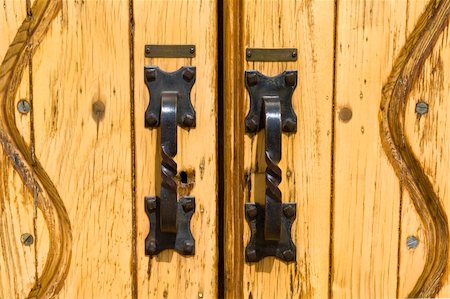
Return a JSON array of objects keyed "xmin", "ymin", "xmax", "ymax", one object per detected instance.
[{"xmin": 263, "ymin": 96, "xmax": 282, "ymax": 240}]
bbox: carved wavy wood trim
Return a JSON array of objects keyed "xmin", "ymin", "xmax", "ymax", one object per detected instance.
[
  {"xmin": 380, "ymin": 0, "xmax": 450, "ymax": 297},
  {"xmin": 0, "ymin": 1, "xmax": 71, "ymax": 298}
]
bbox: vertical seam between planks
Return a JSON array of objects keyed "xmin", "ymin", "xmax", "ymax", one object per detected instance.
[
  {"xmin": 128, "ymin": 0, "xmax": 137, "ymax": 297},
  {"xmin": 328, "ymin": 0, "xmax": 338, "ymax": 298},
  {"xmin": 396, "ymin": 185, "xmax": 404, "ymax": 298},
  {"xmin": 218, "ymin": 0, "xmax": 224, "ymax": 297}
]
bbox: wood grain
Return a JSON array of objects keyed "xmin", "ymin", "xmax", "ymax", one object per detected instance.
[
  {"xmin": 224, "ymin": 1, "xmax": 334, "ymax": 298},
  {"xmin": 0, "ymin": 5, "xmax": 36, "ymax": 297},
  {"xmin": 401, "ymin": 26, "xmax": 450, "ymax": 297},
  {"xmin": 0, "ymin": 0, "xmax": 73, "ymax": 298},
  {"xmin": 31, "ymin": 1, "xmax": 133, "ymax": 298},
  {"xmin": 134, "ymin": 1, "xmax": 218, "ymax": 298},
  {"xmin": 380, "ymin": 0, "xmax": 450, "ymax": 296}
]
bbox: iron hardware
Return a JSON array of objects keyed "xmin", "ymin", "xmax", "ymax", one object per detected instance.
[
  {"xmin": 144, "ymin": 66, "xmax": 196, "ymax": 256},
  {"xmin": 244, "ymin": 70, "xmax": 298, "ymax": 263},
  {"xmin": 145, "ymin": 45, "xmax": 196, "ymax": 58},
  {"xmin": 245, "ymin": 48, "xmax": 298, "ymax": 62}
]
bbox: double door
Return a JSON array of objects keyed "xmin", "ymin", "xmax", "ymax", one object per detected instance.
[{"xmin": 0, "ymin": 0, "xmax": 449, "ymax": 298}]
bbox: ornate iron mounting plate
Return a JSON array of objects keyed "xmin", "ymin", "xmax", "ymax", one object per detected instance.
[
  {"xmin": 145, "ymin": 197, "xmax": 195, "ymax": 255},
  {"xmin": 144, "ymin": 66, "xmax": 196, "ymax": 128},
  {"xmin": 245, "ymin": 203, "xmax": 296, "ymax": 262},
  {"xmin": 245, "ymin": 70, "xmax": 297, "ymax": 133}
]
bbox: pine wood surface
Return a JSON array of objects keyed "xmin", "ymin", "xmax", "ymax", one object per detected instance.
[{"xmin": 0, "ymin": 0, "xmax": 450, "ymax": 298}]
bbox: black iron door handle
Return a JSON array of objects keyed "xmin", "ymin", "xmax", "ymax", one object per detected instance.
[
  {"xmin": 244, "ymin": 70, "xmax": 298, "ymax": 263},
  {"xmin": 144, "ymin": 66, "xmax": 196, "ymax": 256}
]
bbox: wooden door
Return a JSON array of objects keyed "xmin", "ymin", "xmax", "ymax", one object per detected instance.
[
  {"xmin": 1, "ymin": 0, "xmax": 450, "ymax": 298},
  {"xmin": 223, "ymin": 0, "xmax": 450, "ymax": 298},
  {"xmin": 0, "ymin": 0, "xmax": 217, "ymax": 298}
]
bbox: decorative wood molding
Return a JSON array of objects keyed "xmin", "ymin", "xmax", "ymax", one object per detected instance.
[
  {"xmin": 380, "ymin": 0, "xmax": 450, "ymax": 297},
  {"xmin": 0, "ymin": 1, "xmax": 72, "ymax": 298}
]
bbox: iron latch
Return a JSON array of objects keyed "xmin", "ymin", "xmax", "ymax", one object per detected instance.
[
  {"xmin": 244, "ymin": 70, "xmax": 298, "ymax": 263},
  {"xmin": 144, "ymin": 66, "xmax": 196, "ymax": 256}
]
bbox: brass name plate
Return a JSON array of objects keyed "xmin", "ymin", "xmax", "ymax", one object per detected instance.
[
  {"xmin": 145, "ymin": 45, "xmax": 196, "ymax": 58},
  {"xmin": 246, "ymin": 48, "xmax": 298, "ymax": 62}
]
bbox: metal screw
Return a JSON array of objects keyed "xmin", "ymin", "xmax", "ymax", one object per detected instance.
[
  {"xmin": 283, "ymin": 119, "xmax": 297, "ymax": 132},
  {"xmin": 145, "ymin": 68, "xmax": 157, "ymax": 82},
  {"xmin": 246, "ymin": 204, "xmax": 258, "ymax": 219},
  {"xmin": 17, "ymin": 99, "xmax": 31, "ymax": 114},
  {"xmin": 182, "ymin": 198, "xmax": 194, "ymax": 212},
  {"xmin": 145, "ymin": 113, "xmax": 158, "ymax": 127},
  {"xmin": 406, "ymin": 235, "xmax": 419, "ymax": 249},
  {"xmin": 284, "ymin": 72, "xmax": 296, "ymax": 87},
  {"xmin": 282, "ymin": 249, "xmax": 295, "ymax": 261},
  {"xmin": 181, "ymin": 114, "xmax": 195, "ymax": 127},
  {"xmin": 147, "ymin": 240, "xmax": 157, "ymax": 253},
  {"xmin": 415, "ymin": 101, "xmax": 429, "ymax": 116},
  {"xmin": 246, "ymin": 49, "xmax": 252, "ymax": 58},
  {"xmin": 189, "ymin": 47, "xmax": 195, "ymax": 54},
  {"xmin": 182, "ymin": 240, "xmax": 194, "ymax": 254},
  {"xmin": 145, "ymin": 46, "xmax": 151, "ymax": 55},
  {"xmin": 21, "ymin": 233, "xmax": 33, "ymax": 246},
  {"xmin": 246, "ymin": 73, "xmax": 258, "ymax": 86},
  {"xmin": 246, "ymin": 115, "xmax": 259, "ymax": 132},
  {"xmin": 146, "ymin": 197, "xmax": 157, "ymax": 211},
  {"xmin": 291, "ymin": 50, "xmax": 297, "ymax": 58},
  {"xmin": 182, "ymin": 68, "xmax": 195, "ymax": 82},
  {"xmin": 246, "ymin": 248, "xmax": 257, "ymax": 262},
  {"xmin": 283, "ymin": 205, "xmax": 296, "ymax": 218}
]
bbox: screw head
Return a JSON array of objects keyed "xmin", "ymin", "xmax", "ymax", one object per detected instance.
[
  {"xmin": 291, "ymin": 50, "xmax": 297, "ymax": 58},
  {"xmin": 283, "ymin": 205, "xmax": 296, "ymax": 218},
  {"xmin": 415, "ymin": 101, "xmax": 429, "ymax": 116},
  {"xmin": 17, "ymin": 99, "xmax": 31, "ymax": 114},
  {"xmin": 246, "ymin": 248, "xmax": 257, "ymax": 262},
  {"xmin": 284, "ymin": 72, "xmax": 297, "ymax": 87},
  {"xmin": 246, "ymin": 115, "xmax": 259, "ymax": 132},
  {"xmin": 246, "ymin": 73, "xmax": 258, "ymax": 86},
  {"xmin": 406, "ymin": 235, "xmax": 419, "ymax": 249},
  {"xmin": 21, "ymin": 233, "xmax": 34, "ymax": 246},
  {"xmin": 189, "ymin": 47, "xmax": 195, "ymax": 54},
  {"xmin": 147, "ymin": 240, "xmax": 157, "ymax": 253},
  {"xmin": 182, "ymin": 240, "xmax": 194, "ymax": 254},
  {"xmin": 283, "ymin": 119, "xmax": 297, "ymax": 132},
  {"xmin": 146, "ymin": 197, "xmax": 157, "ymax": 211},
  {"xmin": 145, "ymin": 68, "xmax": 157, "ymax": 82},
  {"xmin": 246, "ymin": 50, "xmax": 252, "ymax": 58},
  {"xmin": 181, "ymin": 114, "xmax": 195, "ymax": 127},
  {"xmin": 145, "ymin": 46, "xmax": 151, "ymax": 55},
  {"xmin": 182, "ymin": 198, "xmax": 194, "ymax": 212},
  {"xmin": 246, "ymin": 204, "xmax": 258, "ymax": 219},
  {"xmin": 183, "ymin": 68, "xmax": 195, "ymax": 82},
  {"xmin": 145, "ymin": 113, "xmax": 158, "ymax": 127},
  {"xmin": 282, "ymin": 249, "xmax": 295, "ymax": 261}
]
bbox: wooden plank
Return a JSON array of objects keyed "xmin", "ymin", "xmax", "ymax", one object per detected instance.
[
  {"xmin": 401, "ymin": 19, "xmax": 450, "ymax": 298},
  {"xmin": 333, "ymin": 0, "xmax": 450, "ymax": 298},
  {"xmin": 333, "ymin": 1, "xmax": 409, "ymax": 298},
  {"xmin": 134, "ymin": 1, "xmax": 218, "ymax": 298},
  {"xmin": 224, "ymin": 1, "xmax": 334, "ymax": 298},
  {"xmin": 31, "ymin": 1, "xmax": 133, "ymax": 298},
  {"xmin": 0, "ymin": 1, "xmax": 36, "ymax": 298}
]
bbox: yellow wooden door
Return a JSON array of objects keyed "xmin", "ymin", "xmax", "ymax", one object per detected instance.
[
  {"xmin": 1, "ymin": 0, "xmax": 450, "ymax": 299},
  {"xmin": 223, "ymin": 0, "xmax": 450, "ymax": 298},
  {"xmin": 0, "ymin": 0, "xmax": 217, "ymax": 298}
]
